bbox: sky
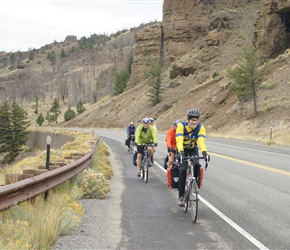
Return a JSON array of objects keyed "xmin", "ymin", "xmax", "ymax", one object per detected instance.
[{"xmin": 0, "ymin": 0, "xmax": 163, "ymax": 52}]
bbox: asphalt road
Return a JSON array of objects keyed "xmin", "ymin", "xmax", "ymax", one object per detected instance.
[{"xmin": 58, "ymin": 128, "xmax": 290, "ymax": 250}]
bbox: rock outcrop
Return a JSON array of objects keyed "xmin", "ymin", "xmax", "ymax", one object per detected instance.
[{"xmin": 253, "ymin": 0, "xmax": 290, "ymax": 61}]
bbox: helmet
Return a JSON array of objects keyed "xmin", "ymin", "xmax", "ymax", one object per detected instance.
[
  {"xmin": 142, "ymin": 117, "xmax": 150, "ymax": 124},
  {"xmin": 149, "ymin": 117, "xmax": 155, "ymax": 123},
  {"xmin": 187, "ymin": 109, "xmax": 200, "ymax": 119},
  {"xmin": 130, "ymin": 121, "xmax": 134, "ymax": 125},
  {"xmin": 173, "ymin": 120, "xmax": 180, "ymax": 126}
]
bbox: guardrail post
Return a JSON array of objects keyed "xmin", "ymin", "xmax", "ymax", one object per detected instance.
[{"xmin": 44, "ymin": 136, "xmax": 52, "ymax": 200}]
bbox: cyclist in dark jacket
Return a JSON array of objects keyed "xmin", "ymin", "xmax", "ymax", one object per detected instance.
[{"xmin": 126, "ymin": 122, "xmax": 136, "ymax": 149}]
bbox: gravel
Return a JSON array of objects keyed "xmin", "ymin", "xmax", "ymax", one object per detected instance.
[{"xmin": 53, "ymin": 146, "xmax": 124, "ymax": 250}]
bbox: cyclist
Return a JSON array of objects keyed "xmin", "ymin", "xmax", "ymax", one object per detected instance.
[
  {"xmin": 126, "ymin": 121, "xmax": 136, "ymax": 150},
  {"xmin": 176, "ymin": 109, "xmax": 210, "ymax": 206},
  {"xmin": 134, "ymin": 117, "xmax": 158, "ymax": 177},
  {"xmin": 149, "ymin": 117, "xmax": 157, "ymax": 132},
  {"xmin": 165, "ymin": 120, "xmax": 180, "ymax": 169}
]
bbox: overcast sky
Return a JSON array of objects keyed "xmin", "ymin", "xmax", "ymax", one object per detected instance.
[{"xmin": 0, "ymin": 0, "xmax": 163, "ymax": 52}]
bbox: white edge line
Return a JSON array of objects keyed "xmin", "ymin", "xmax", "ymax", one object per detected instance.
[{"xmin": 154, "ymin": 162, "xmax": 270, "ymax": 250}]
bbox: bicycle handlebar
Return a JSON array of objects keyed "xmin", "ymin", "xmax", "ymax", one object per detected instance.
[{"xmin": 181, "ymin": 155, "xmax": 209, "ymax": 170}]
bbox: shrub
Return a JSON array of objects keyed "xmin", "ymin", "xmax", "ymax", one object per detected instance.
[
  {"xmin": 169, "ymin": 64, "xmax": 179, "ymax": 79},
  {"xmin": 64, "ymin": 105, "xmax": 76, "ymax": 121},
  {"xmin": 81, "ymin": 169, "xmax": 110, "ymax": 199}
]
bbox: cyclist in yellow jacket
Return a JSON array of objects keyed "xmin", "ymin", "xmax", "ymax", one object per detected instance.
[
  {"xmin": 135, "ymin": 117, "xmax": 158, "ymax": 177},
  {"xmin": 176, "ymin": 109, "xmax": 210, "ymax": 206}
]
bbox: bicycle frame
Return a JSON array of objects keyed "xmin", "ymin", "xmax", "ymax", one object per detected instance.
[
  {"xmin": 140, "ymin": 144, "xmax": 154, "ymax": 183},
  {"xmin": 181, "ymin": 155, "xmax": 208, "ymax": 223}
]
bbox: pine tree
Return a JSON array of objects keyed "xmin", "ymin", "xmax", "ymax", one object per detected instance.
[
  {"xmin": 36, "ymin": 113, "xmax": 44, "ymax": 126},
  {"xmin": 49, "ymin": 98, "xmax": 61, "ymax": 123},
  {"xmin": 0, "ymin": 101, "xmax": 12, "ymax": 159},
  {"xmin": 0, "ymin": 101, "xmax": 30, "ymax": 163},
  {"xmin": 114, "ymin": 69, "xmax": 130, "ymax": 95},
  {"xmin": 64, "ymin": 105, "xmax": 76, "ymax": 121},
  {"xmin": 76, "ymin": 99, "xmax": 86, "ymax": 114},
  {"xmin": 145, "ymin": 63, "xmax": 163, "ymax": 105},
  {"xmin": 227, "ymin": 46, "xmax": 271, "ymax": 114}
]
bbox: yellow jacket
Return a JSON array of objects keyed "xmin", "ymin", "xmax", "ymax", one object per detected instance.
[{"xmin": 176, "ymin": 122, "xmax": 207, "ymax": 152}]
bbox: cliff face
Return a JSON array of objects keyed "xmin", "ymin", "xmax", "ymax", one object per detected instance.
[
  {"xmin": 253, "ymin": 0, "xmax": 290, "ymax": 61},
  {"xmin": 162, "ymin": 0, "xmax": 248, "ymax": 61}
]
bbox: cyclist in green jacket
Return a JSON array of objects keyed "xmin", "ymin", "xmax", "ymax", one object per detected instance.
[{"xmin": 134, "ymin": 117, "xmax": 158, "ymax": 177}]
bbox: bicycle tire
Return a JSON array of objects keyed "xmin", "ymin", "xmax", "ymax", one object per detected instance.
[
  {"xmin": 129, "ymin": 141, "xmax": 134, "ymax": 154},
  {"xmin": 144, "ymin": 159, "xmax": 148, "ymax": 183},
  {"xmin": 184, "ymin": 180, "xmax": 190, "ymax": 213},
  {"xmin": 141, "ymin": 160, "xmax": 145, "ymax": 179},
  {"xmin": 189, "ymin": 179, "xmax": 198, "ymax": 223}
]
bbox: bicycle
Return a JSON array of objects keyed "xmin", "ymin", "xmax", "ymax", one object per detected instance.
[
  {"xmin": 181, "ymin": 155, "xmax": 208, "ymax": 223},
  {"xmin": 128, "ymin": 135, "xmax": 135, "ymax": 154},
  {"xmin": 140, "ymin": 143, "xmax": 154, "ymax": 183}
]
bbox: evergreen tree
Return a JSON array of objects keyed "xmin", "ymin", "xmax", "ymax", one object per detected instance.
[
  {"xmin": 60, "ymin": 49, "xmax": 65, "ymax": 58},
  {"xmin": 0, "ymin": 101, "xmax": 12, "ymax": 160},
  {"xmin": 145, "ymin": 63, "xmax": 163, "ymax": 105},
  {"xmin": 0, "ymin": 101, "xmax": 30, "ymax": 163},
  {"xmin": 76, "ymin": 99, "xmax": 86, "ymax": 114},
  {"xmin": 114, "ymin": 69, "xmax": 130, "ymax": 95},
  {"xmin": 36, "ymin": 113, "xmax": 44, "ymax": 126},
  {"xmin": 64, "ymin": 105, "xmax": 76, "ymax": 121},
  {"xmin": 227, "ymin": 46, "xmax": 271, "ymax": 114},
  {"xmin": 49, "ymin": 98, "xmax": 61, "ymax": 123},
  {"xmin": 34, "ymin": 92, "xmax": 39, "ymax": 115},
  {"xmin": 169, "ymin": 64, "xmax": 179, "ymax": 79},
  {"xmin": 46, "ymin": 111, "xmax": 53, "ymax": 124}
]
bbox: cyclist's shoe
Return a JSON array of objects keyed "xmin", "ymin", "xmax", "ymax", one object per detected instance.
[
  {"xmin": 148, "ymin": 160, "xmax": 153, "ymax": 167},
  {"xmin": 178, "ymin": 197, "xmax": 185, "ymax": 207},
  {"xmin": 137, "ymin": 172, "xmax": 141, "ymax": 177}
]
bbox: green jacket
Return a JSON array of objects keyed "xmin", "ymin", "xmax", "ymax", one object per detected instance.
[{"xmin": 135, "ymin": 124, "xmax": 158, "ymax": 144}]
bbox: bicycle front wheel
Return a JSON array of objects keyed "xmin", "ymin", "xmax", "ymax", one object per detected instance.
[
  {"xmin": 189, "ymin": 179, "xmax": 199, "ymax": 223},
  {"xmin": 129, "ymin": 141, "xmax": 134, "ymax": 154},
  {"xmin": 184, "ymin": 180, "xmax": 190, "ymax": 213},
  {"xmin": 144, "ymin": 159, "xmax": 149, "ymax": 183}
]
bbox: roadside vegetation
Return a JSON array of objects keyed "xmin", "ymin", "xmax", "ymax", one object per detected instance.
[{"xmin": 0, "ymin": 129, "xmax": 112, "ymax": 249}]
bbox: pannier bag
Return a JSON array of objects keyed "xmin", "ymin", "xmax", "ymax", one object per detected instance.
[
  {"xmin": 199, "ymin": 167, "xmax": 204, "ymax": 188},
  {"xmin": 167, "ymin": 165, "xmax": 179, "ymax": 188}
]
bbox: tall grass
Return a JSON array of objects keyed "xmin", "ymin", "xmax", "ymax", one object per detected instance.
[
  {"xmin": 0, "ymin": 182, "xmax": 84, "ymax": 249},
  {"xmin": 0, "ymin": 129, "xmax": 112, "ymax": 249}
]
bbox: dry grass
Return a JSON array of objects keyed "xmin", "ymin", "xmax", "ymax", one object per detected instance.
[{"xmin": 0, "ymin": 129, "xmax": 113, "ymax": 249}]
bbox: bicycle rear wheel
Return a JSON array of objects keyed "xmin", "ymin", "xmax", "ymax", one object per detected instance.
[{"xmin": 189, "ymin": 179, "xmax": 198, "ymax": 223}]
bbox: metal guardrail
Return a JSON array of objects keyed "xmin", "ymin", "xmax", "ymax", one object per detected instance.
[{"xmin": 0, "ymin": 139, "xmax": 99, "ymax": 212}]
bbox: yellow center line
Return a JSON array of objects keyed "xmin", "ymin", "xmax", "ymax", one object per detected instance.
[{"xmin": 210, "ymin": 152, "xmax": 290, "ymax": 176}]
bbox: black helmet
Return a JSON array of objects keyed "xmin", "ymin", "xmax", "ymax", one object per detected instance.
[{"xmin": 187, "ymin": 109, "xmax": 200, "ymax": 120}]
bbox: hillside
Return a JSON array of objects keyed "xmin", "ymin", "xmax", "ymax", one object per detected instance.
[
  {"xmin": 61, "ymin": 0, "xmax": 290, "ymax": 146},
  {"xmin": 1, "ymin": 0, "xmax": 290, "ymax": 146}
]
